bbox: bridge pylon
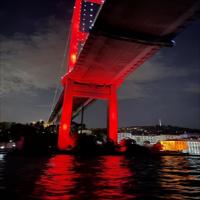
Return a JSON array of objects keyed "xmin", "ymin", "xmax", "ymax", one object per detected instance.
[
  {"xmin": 58, "ymin": 79, "xmax": 76, "ymax": 150},
  {"xmin": 58, "ymin": 78, "xmax": 118, "ymax": 150}
]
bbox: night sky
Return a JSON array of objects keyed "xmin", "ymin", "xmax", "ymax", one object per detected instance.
[{"xmin": 0, "ymin": 0, "xmax": 200, "ymax": 129}]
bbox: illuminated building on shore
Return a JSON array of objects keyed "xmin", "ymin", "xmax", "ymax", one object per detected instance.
[
  {"xmin": 118, "ymin": 133, "xmax": 187, "ymax": 145},
  {"xmin": 118, "ymin": 133, "xmax": 200, "ymax": 155}
]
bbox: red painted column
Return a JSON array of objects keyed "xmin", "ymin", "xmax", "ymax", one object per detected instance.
[
  {"xmin": 58, "ymin": 80, "xmax": 75, "ymax": 150},
  {"xmin": 68, "ymin": 0, "xmax": 82, "ymax": 72},
  {"xmin": 108, "ymin": 85, "xmax": 118, "ymax": 143}
]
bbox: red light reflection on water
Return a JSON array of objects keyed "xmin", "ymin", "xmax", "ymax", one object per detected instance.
[
  {"xmin": 31, "ymin": 155, "xmax": 136, "ymax": 200},
  {"xmin": 96, "ymin": 156, "xmax": 136, "ymax": 200},
  {"xmin": 32, "ymin": 155, "xmax": 76, "ymax": 200}
]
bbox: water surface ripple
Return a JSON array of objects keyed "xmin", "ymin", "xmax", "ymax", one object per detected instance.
[{"xmin": 0, "ymin": 153, "xmax": 200, "ymax": 200}]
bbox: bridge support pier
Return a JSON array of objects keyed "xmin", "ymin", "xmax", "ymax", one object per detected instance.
[
  {"xmin": 58, "ymin": 79, "xmax": 118, "ymax": 150},
  {"xmin": 108, "ymin": 85, "xmax": 118, "ymax": 144},
  {"xmin": 58, "ymin": 80, "xmax": 76, "ymax": 150}
]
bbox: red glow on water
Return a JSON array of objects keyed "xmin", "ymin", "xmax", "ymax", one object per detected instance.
[
  {"xmin": 32, "ymin": 155, "xmax": 136, "ymax": 199},
  {"xmin": 32, "ymin": 155, "xmax": 75, "ymax": 200},
  {"xmin": 96, "ymin": 156, "xmax": 135, "ymax": 199}
]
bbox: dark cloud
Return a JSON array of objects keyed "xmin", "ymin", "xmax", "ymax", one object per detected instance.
[
  {"xmin": 0, "ymin": 17, "xmax": 68, "ymax": 96},
  {"xmin": 0, "ymin": 14, "xmax": 69, "ymax": 121}
]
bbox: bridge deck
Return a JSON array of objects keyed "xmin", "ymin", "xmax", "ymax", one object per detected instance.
[
  {"xmin": 49, "ymin": 0, "xmax": 200, "ymax": 123},
  {"xmin": 69, "ymin": 0, "xmax": 199, "ymax": 85}
]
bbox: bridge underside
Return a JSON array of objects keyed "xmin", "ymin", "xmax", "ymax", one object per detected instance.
[
  {"xmin": 49, "ymin": 0, "xmax": 200, "ymax": 150},
  {"xmin": 69, "ymin": 0, "xmax": 199, "ymax": 84}
]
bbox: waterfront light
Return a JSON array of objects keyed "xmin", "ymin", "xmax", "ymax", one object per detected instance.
[{"xmin": 160, "ymin": 141, "xmax": 188, "ymax": 152}]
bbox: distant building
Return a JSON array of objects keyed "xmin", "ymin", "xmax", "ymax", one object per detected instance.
[
  {"xmin": 118, "ymin": 132, "xmax": 200, "ymax": 155},
  {"xmin": 118, "ymin": 132, "xmax": 200, "ymax": 145},
  {"xmin": 78, "ymin": 129, "xmax": 92, "ymax": 135}
]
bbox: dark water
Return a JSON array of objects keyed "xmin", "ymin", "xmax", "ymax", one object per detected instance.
[{"xmin": 0, "ymin": 152, "xmax": 200, "ymax": 200}]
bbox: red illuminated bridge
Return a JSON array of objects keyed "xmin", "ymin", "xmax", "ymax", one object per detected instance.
[{"xmin": 48, "ymin": 0, "xmax": 200, "ymax": 150}]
